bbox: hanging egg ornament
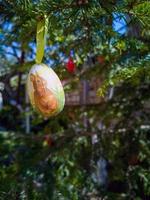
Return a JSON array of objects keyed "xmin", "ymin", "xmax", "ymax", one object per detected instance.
[
  {"xmin": 27, "ymin": 63, "xmax": 65, "ymax": 117},
  {"xmin": 66, "ymin": 57, "xmax": 76, "ymax": 73}
]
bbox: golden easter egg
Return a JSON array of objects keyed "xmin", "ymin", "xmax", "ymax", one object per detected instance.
[{"xmin": 27, "ymin": 63, "xmax": 65, "ymax": 117}]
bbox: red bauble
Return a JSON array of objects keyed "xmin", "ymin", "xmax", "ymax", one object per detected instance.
[
  {"xmin": 97, "ymin": 55, "xmax": 105, "ymax": 64},
  {"xmin": 77, "ymin": 0, "xmax": 88, "ymax": 5},
  {"xmin": 44, "ymin": 135, "xmax": 53, "ymax": 147},
  {"xmin": 66, "ymin": 57, "xmax": 76, "ymax": 73},
  {"xmin": 128, "ymin": 154, "xmax": 139, "ymax": 166}
]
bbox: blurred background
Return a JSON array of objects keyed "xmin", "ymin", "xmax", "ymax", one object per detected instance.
[{"xmin": 0, "ymin": 0, "xmax": 150, "ymax": 199}]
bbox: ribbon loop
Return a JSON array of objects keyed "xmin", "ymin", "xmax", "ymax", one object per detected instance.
[{"xmin": 36, "ymin": 15, "xmax": 48, "ymax": 64}]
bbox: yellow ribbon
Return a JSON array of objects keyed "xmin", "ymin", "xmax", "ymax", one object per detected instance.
[{"xmin": 35, "ymin": 15, "xmax": 48, "ymax": 64}]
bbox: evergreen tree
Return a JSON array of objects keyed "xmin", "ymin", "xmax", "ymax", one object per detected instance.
[{"xmin": 0, "ymin": 0, "xmax": 150, "ymax": 199}]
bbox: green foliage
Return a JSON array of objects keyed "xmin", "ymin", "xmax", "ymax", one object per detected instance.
[
  {"xmin": 132, "ymin": 1, "xmax": 150, "ymax": 29},
  {"xmin": 97, "ymin": 58, "xmax": 150, "ymax": 97}
]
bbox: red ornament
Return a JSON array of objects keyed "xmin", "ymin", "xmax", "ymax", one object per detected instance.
[
  {"xmin": 44, "ymin": 135, "xmax": 53, "ymax": 147},
  {"xmin": 66, "ymin": 57, "xmax": 76, "ymax": 73},
  {"xmin": 128, "ymin": 154, "xmax": 139, "ymax": 166},
  {"xmin": 76, "ymin": 0, "xmax": 88, "ymax": 5},
  {"xmin": 97, "ymin": 55, "xmax": 105, "ymax": 64}
]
